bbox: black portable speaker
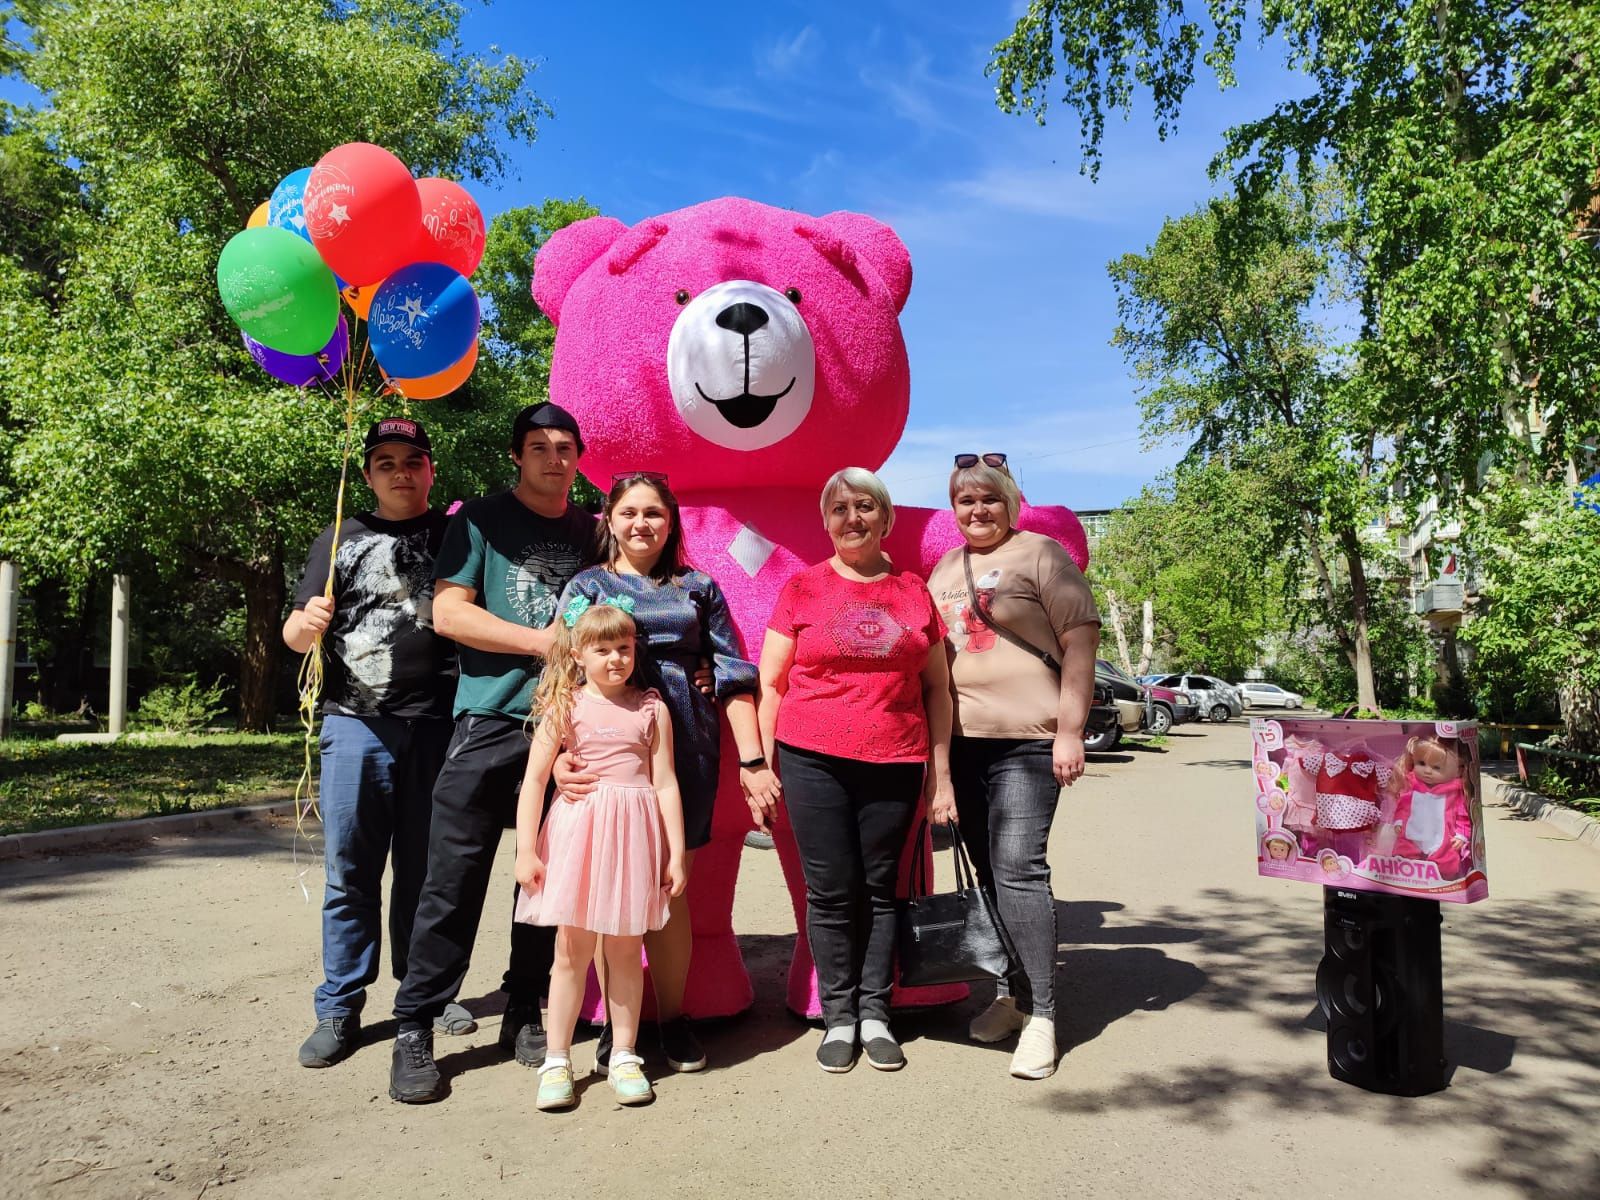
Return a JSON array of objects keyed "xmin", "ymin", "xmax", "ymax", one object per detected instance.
[{"xmin": 1316, "ymin": 887, "xmax": 1447, "ymax": 1096}]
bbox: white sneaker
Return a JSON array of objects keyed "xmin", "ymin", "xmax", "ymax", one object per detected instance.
[
  {"xmin": 1009, "ymin": 1017, "xmax": 1057, "ymax": 1080},
  {"xmin": 968, "ymin": 996, "xmax": 1027, "ymax": 1044}
]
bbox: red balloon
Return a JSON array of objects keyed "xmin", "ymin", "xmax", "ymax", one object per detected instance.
[
  {"xmin": 415, "ymin": 178, "xmax": 486, "ymax": 278},
  {"xmin": 304, "ymin": 143, "xmax": 422, "ymax": 286}
]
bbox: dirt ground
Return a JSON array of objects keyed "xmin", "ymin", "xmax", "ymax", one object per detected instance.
[{"xmin": 2, "ymin": 721, "xmax": 1598, "ymax": 1200}]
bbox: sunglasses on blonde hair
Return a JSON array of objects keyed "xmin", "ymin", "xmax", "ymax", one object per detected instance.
[
  {"xmin": 612, "ymin": 470, "xmax": 670, "ymax": 485},
  {"xmin": 954, "ymin": 452, "xmax": 1007, "ymax": 469}
]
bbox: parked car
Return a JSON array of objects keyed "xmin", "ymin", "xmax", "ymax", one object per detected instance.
[
  {"xmin": 1143, "ymin": 682, "xmax": 1198, "ymax": 734},
  {"xmin": 1150, "ymin": 673, "xmax": 1244, "ymax": 722},
  {"xmin": 1084, "ymin": 680, "xmax": 1123, "ymax": 752},
  {"xmin": 1235, "ymin": 681, "xmax": 1304, "ymax": 709},
  {"xmin": 1094, "ymin": 659, "xmax": 1149, "ymax": 736}
]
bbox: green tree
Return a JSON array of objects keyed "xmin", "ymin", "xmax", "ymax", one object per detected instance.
[
  {"xmin": 0, "ymin": 0, "xmax": 554, "ymax": 729},
  {"xmin": 1109, "ymin": 183, "xmax": 1392, "ymax": 709},
  {"xmin": 989, "ymin": 1, "xmax": 1600, "ymax": 489},
  {"xmin": 1091, "ymin": 461, "xmax": 1288, "ymax": 677}
]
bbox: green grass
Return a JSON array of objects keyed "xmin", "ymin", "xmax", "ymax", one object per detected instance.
[{"xmin": 0, "ymin": 732, "xmax": 306, "ymax": 836}]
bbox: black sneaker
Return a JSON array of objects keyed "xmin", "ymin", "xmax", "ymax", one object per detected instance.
[
  {"xmin": 500, "ymin": 1000, "xmax": 547, "ymax": 1067},
  {"xmin": 863, "ymin": 1036, "xmax": 905, "ymax": 1072},
  {"xmin": 659, "ymin": 1016, "xmax": 707, "ymax": 1072},
  {"xmin": 298, "ymin": 1015, "xmax": 360, "ymax": 1068},
  {"xmin": 593, "ymin": 1022, "xmax": 612, "ymax": 1077},
  {"xmin": 388, "ymin": 1029, "xmax": 442, "ymax": 1103}
]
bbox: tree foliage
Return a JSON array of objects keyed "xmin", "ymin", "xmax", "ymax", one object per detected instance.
[
  {"xmin": 990, "ymin": 1, "xmax": 1600, "ymax": 488},
  {"xmin": 0, "ymin": 0, "xmax": 559, "ymax": 728}
]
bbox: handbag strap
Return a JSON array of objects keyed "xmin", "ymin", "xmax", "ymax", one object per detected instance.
[
  {"xmin": 962, "ymin": 547, "xmax": 1061, "ymax": 673},
  {"xmin": 908, "ymin": 819, "xmax": 979, "ymax": 898}
]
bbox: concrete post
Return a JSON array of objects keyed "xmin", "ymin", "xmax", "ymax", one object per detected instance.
[
  {"xmin": 108, "ymin": 573, "xmax": 130, "ymax": 736},
  {"xmin": 0, "ymin": 562, "xmax": 17, "ymax": 739}
]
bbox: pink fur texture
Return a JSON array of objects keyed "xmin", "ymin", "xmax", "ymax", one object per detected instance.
[{"xmin": 534, "ymin": 196, "xmax": 1087, "ymax": 1017}]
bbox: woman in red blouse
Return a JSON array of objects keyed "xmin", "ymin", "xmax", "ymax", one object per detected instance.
[{"xmin": 757, "ymin": 467, "xmax": 956, "ymax": 1075}]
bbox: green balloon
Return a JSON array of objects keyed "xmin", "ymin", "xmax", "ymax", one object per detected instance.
[{"xmin": 216, "ymin": 227, "xmax": 339, "ymax": 355}]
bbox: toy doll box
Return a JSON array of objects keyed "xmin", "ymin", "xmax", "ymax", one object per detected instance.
[{"xmin": 1251, "ymin": 717, "xmax": 1488, "ymax": 904}]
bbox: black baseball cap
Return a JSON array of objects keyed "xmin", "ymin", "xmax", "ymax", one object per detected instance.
[
  {"xmin": 364, "ymin": 417, "xmax": 432, "ymax": 462},
  {"xmin": 511, "ymin": 401, "xmax": 584, "ymax": 456}
]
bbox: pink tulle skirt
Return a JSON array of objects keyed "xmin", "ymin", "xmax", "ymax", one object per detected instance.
[{"xmin": 513, "ymin": 784, "xmax": 670, "ymax": 936}]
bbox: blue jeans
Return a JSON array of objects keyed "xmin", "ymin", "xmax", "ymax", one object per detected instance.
[
  {"xmin": 951, "ymin": 737, "xmax": 1060, "ymax": 1019},
  {"xmin": 314, "ymin": 714, "xmax": 452, "ymax": 1020}
]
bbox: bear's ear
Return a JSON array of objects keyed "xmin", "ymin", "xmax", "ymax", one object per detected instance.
[
  {"xmin": 815, "ymin": 211, "xmax": 912, "ymax": 313},
  {"xmin": 531, "ymin": 216, "xmax": 629, "ymax": 325}
]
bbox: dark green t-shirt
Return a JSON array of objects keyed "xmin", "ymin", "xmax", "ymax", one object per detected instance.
[{"xmin": 433, "ymin": 492, "xmax": 597, "ymax": 719}]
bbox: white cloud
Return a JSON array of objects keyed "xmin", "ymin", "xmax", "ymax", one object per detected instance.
[{"xmin": 760, "ymin": 26, "xmax": 821, "ymax": 77}]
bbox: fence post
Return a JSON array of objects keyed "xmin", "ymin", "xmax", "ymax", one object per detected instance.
[
  {"xmin": 108, "ymin": 572, "xmax": 130, "ymax": 736},
  {"xmin": 0, "ymin": 561, "xmax": 17, "ymax": 740}
]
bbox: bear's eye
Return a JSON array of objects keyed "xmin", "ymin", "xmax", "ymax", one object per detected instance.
[
  {"xmin": 674, "ymin": 289, "xmax": 691, "ymax": 306},
  {"xmin": 784, "ymin": 287, "xmax": 802, "ymax": 304}
]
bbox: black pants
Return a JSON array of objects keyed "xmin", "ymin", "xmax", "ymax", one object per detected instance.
[
  {"xmin": 393, "ymin": 714, "xmax": 556, "ymax": 1032},
  {"xmin": 951, "ymin": 737, "xmax": 1061, "ymax": 1018},
  {"xmin": 778, "ymin": 742, "xmax": 921, "ymax": 1028}
]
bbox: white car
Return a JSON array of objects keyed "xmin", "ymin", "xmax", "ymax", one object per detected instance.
[{"xmin": 1236, "ymin": 682, "xmax": 1304, "ymax": 709}]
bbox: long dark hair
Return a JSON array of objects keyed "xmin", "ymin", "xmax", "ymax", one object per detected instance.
[{"xmin": 590, "ymin": 472, "xmax": 690, "ymax": 582}]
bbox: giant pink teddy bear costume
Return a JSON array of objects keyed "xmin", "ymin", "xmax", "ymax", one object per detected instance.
[{"xmin": 532, "ymin": 196, "xmax": 1089, "ymax": 1018}]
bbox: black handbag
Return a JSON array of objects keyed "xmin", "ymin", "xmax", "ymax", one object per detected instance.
[{"xmin": 895, "ymin": 821, "xmax": 1020, "ymax": 987}]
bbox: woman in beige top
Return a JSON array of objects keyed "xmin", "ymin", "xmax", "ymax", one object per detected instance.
[{"xmin": 926, "ymin": 454, "xmax": 1100, "ymax": 1080}]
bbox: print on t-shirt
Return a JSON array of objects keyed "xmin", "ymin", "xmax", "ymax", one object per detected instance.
[
  {"xmin": 506, "ymin": 540, "xmax": 585, "ymax": 628},
  {"xmin": 827, "ymin": 602, "xmax": 911, "ymax": 661},
  {"xmin": 940, "ymin": 567, "xmax": 1001, "ymax": 655},
  {"xmin": 332, "ymin": 528, "xmax": 436, "ymax": 711}
]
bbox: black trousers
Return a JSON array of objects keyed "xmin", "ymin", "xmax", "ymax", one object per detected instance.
[
  {"xmin": 778, "ymin": 742, "xmax": 921, "ymax": 1028},
  {"xmin": 393, "ymin": 713, "xmax": 556, "ymax": 1031}
]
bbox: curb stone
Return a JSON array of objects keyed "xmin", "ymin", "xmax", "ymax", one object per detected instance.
[
  {"xmin": 1489, "ymin": 775, "xmax": 1600, "ymax": 854},
  {"xmin": 0, "ymin": 792, "xmax": 303, "ymax": 861}
]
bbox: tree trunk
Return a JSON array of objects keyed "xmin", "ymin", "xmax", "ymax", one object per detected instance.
[
  {"xmin": 1558, "ymin": 675, "xmax": 1600, "ymax": 772},
  {"xmin": 237, "ymin": 559, "xmax": 285, "ymax": 732},
  {"xmin": 1137, "ymin": 599, "xmax": 1154, "ymax": 676},
  {"xmin": 1335, "ymin": 523, "xmax": 1380, "ymax": 712},
  {"xmin": 1105, "ymin": 589, "xmax": 1134, "ymax": 675}
]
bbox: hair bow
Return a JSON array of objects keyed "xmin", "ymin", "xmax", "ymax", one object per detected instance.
[{"xmin": 561, "ymin": 593, "xmax": 637, "ymax": 627}]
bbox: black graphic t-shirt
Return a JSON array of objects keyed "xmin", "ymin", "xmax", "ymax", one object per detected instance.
[
  {"xmin": 433, "ymin": 492, "xmax": 597, "ymax": 720},
  {"xmin": 293, "ymin": 510, "xmax": 456, "ymax": 719}
]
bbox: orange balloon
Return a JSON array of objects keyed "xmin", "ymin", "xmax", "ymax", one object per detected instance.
[
  {"xmin": 387, "ymin": 341, "xmax": 478, "ymax": 400},
  {"xmin": 341, "ymin": 281, "xmax": 379, "ymax": 320},
  {"xmin": 246, "ymin": 202, "xmax": 269, "ymax": 228}
]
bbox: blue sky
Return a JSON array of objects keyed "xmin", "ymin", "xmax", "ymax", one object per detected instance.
[
  {"xmin": 7, "ymin": 2, "xmax": 1307, "ymax": 511},
  {"xmin": 464, "ymin": 1, "xmax": 1307, "ymax": 510}
]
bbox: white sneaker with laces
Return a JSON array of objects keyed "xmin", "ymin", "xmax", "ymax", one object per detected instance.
[
  {"xmin": 1009, "ymin": 1016, "xmax": 1057, "ymax": 1080},
  {"xmin": 968, "ymin": 996, "xmax": 1027, "ymax": 1044}
]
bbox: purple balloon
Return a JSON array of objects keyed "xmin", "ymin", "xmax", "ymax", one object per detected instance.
[{"xmin": 243, "ymin": 315, "xmax": 348, "ymax": 386}]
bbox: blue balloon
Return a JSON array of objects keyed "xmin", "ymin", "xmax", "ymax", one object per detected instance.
[
  {"xmin": 368, "ymin": 262, "xmax": 481, "ymax": 378},
  {"xmin": 268, "ymin": 168, "xmax": 313, "ymax": 242}
]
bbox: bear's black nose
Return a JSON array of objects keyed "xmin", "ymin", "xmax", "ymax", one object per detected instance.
[{"xmin": 715, "ymin": 302, "xmax": 769, "ymax": 337}]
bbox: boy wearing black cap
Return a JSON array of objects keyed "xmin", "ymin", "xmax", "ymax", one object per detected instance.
[
  {"xmin": 285, "ymin": 417, "xmax": 472, "ymax": 1069},
  {"xmin": 389, "ymin": 401, "xmax": 597, "ymax": 1103}
]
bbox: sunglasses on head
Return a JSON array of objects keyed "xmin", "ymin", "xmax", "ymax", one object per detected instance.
[
  {"xmin": 612, "ymin": 470, "xmax": 670, "ymax": 486},
  {"xmin": 954, "ymin": 453, "xmax": 1008, "ymax": 469}
]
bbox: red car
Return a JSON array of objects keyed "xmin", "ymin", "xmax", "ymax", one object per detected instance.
[{"xmin": 1143, "ymin": 683, "xmax": 1198, "ymax": 734}]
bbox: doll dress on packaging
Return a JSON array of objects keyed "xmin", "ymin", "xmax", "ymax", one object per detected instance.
[{"xmin": 514, "ymin": 689, "xmax": 671, "ymax": 937}]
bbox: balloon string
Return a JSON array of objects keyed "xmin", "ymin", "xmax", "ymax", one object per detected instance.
[{"xmin": 292, "ymin": 322, "xmax": 365, "ymax": 901}]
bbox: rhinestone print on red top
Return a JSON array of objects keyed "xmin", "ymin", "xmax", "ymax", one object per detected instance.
[{"xmin": 768, "ymin": 562, "xmax": 946, "ymax": 764}]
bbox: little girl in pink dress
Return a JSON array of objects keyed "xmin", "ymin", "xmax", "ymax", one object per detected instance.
[{"xmin": 513, "ymin": 598, "xmax": 686, "ymax": 1112}]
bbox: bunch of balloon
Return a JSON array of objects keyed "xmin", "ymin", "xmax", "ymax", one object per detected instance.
[{"xmin": 214, "ymin": 142, "xmax": 488, "ymax": 850}]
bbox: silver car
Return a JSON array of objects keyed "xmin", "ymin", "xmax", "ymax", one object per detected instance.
[
  {"xmin": 1152, "ymin": 674, "xmax": 1244, "ymax": 722},
  {"xmin": 1236, "ymin": 681, "xmax": 1304, "ymax": 709}
]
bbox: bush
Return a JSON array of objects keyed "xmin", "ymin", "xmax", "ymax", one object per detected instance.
[{"xmin": 133, "ymin": 676, "xmax": 228, "ymax": 732}]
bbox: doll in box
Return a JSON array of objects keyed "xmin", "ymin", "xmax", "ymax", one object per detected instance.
[
  {"xmin": 1311, "ymin": 746, "xmax": 1399, "ymax": 861},
  {"xmin": 1384, "ymin": 734, "xmax": 1474, "ymax": 879}
]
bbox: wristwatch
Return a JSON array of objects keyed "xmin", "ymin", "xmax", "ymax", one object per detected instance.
[{"xmin": 739, "ymin": 755, "xmax": 767, "ymax": 770}]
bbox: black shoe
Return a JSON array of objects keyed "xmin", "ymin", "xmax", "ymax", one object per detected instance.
[
  {"xmin": 388, "ymin": 1029, "xmax": 442, "ymax": 1103},
  {"xmin": 659, "ymin": 1016, "xmax": 707, "ymax": 1073},
  {"xmin": 594, "ymin": 1022, "xmax": 612, "ymax": 1077},
  {"xmin": 863, "ymin": 1037, "xmax": 906, "ymax": 1072},
  {"xmin": 500, "ymin": 1000, "xmax": 547, "ymax": 1067},
  {"xmin": 816, "ymin": 1036, "xmax": 856, "ymax": 1074},
  {"xmin": 298, "ymin": 1015, "xmax": 360, "ymax": 1068}
]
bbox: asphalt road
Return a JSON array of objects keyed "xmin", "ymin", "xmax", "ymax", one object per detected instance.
[{"xmin": 1, "ymin": 720, "xmax": 1596, "ymax": 1199}]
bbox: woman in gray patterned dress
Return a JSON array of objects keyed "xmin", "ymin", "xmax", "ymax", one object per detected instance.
[{"xmin": 555, "ymin": 472, "xmax": 781, "ymax": 1072}]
